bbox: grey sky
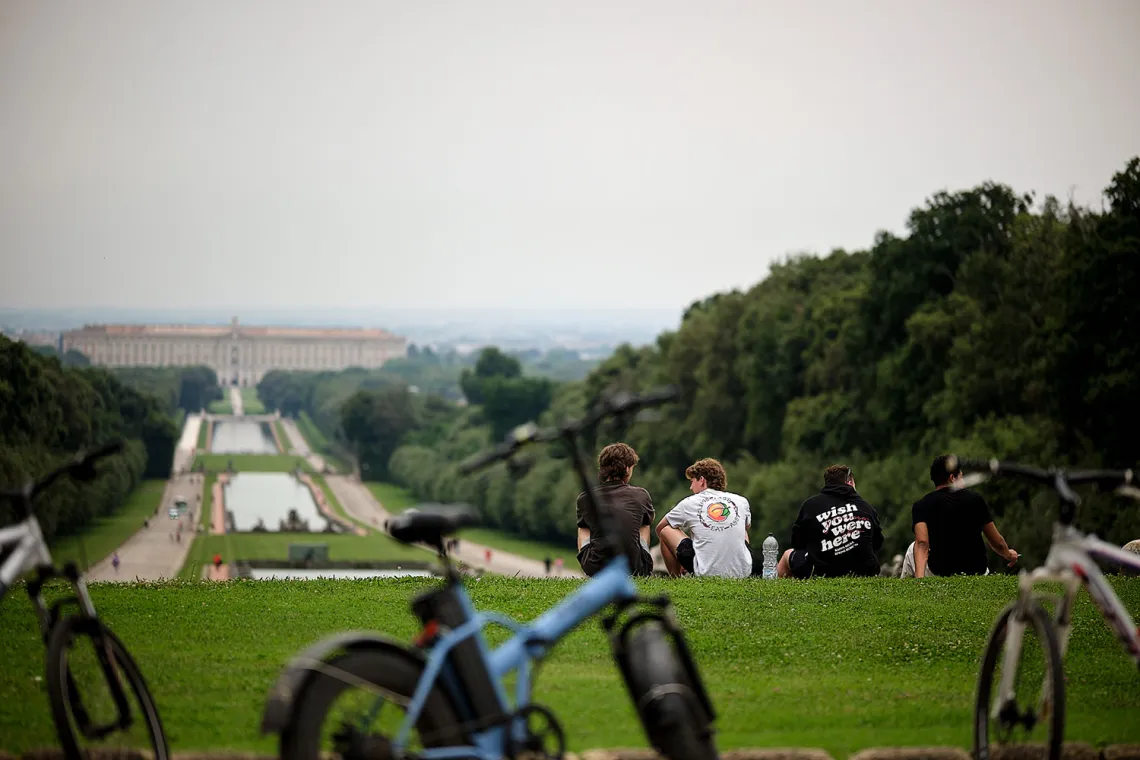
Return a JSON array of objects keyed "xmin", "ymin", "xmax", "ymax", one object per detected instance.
[{"xmin": 2, "ymin": 0, "xmax": 1138, "ymax": 313}]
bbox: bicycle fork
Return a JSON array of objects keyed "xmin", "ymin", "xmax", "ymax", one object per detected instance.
[
  {"xmin": 30, "ymin": 564, "xmax": 136, "ymax": 739},
  {"xmin": 993, "ymin": 570, "xmax": 1080, "ymax": 726}
]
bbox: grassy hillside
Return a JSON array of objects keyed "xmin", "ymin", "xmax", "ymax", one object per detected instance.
[
  {"xmin": 177, "ymin": 531, "xmax": 430, "ymax": 578},
  {"xmin": 240, "ymin": 387, "xmax": 266, "ymax": 414},
  {"xmin": 3, "ymin": 576, "xmax": 1137, "ymax": 756},
  {"xmin": 193, "ymin": 453, "xmax": 314, "ymax": 473}
]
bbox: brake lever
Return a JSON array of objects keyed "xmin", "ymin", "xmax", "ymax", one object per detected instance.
[{"xmin": 1115, "ymin": 485, "xmax": 1140, "ymax": 501}]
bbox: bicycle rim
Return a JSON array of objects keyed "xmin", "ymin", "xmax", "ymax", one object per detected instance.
[
  {"xmin": 974, "ymin": 599, "xmax": 1065, "ymax": 760},
  {"xmin": 46, "ymin": 616, "xmax": 169, "ymax": 760}
]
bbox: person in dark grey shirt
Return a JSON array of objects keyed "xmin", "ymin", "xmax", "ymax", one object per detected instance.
[
  {"xmin": 576, "ymin": 442, "xmax": 655, "ymax": 576},
  {"xmin": 902, "ymin": 454, "xmax": 1019, "ymax": 577}
]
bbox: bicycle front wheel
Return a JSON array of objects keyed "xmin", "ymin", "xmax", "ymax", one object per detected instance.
[
  {"xmin": 46, "ymin": 615, "xmax": 169, "ymax": 760},
  {"xmin": 280, "ymin": 649, "xmax": 467, "ymax": 760},
  {"xmin": 974, "ymin": 599, "xmax": 1065, "ymax": 760}
]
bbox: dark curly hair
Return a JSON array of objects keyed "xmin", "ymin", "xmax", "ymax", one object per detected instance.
[
  {"xmin": 684, "ymin": 458, "xmax": 726, "ymax": 491},
  {"xmin": 598, "ymin": 443, "xmax": 639, "ymax": 483}
]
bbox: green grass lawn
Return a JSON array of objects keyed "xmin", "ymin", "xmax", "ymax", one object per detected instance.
[
  {"xmin": 364, "ymin": 481, "xmax": 419, "ymax": 513},
  {"xmin": 312, "ymin": 474, "xmax": 351, "ymax": 525},
  {"xmin": 273, "ymin": 420, "xmax": 290, "ymax": 453},
  {"xmin": 196, "ymin": 418, "xmax": 210, "ymax": 450},
  {"xmin": 177, "ymin": 530, "xmax": 429, "ymax": 579},
  {"xmin": 365, "ymin": 481, "xmax": 578, "ymax": 565},
  {"xmin": 454, "ymin": 526, "xmax": 579, "ymax": 566},
  {"xmin": 193, "ymin": 453, "xmax": 314, "ymax": 473},
  {"xmin": 240, "ymin": 387, "xmax": 266, "ymax": 415},
  {"xmin": 296, "ymin": 412, "xmax": 351, "ymax": 473},
  {"xmin": 208, "ymin": 398, "xmax": 233, "ymax": 414},
  {"xmin": 48, "ymin": 480, "xmax": 167, "ymax": 570},
  {"xmin": 2, "ymin": 576, "xmax": 1138, "ymax": 756}
]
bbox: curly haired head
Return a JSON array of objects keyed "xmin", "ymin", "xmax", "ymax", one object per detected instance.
[
  {"xmin": 685, "ymin": 458, "xmax": 727, "ymax": 491},
  {"xmin": 598, "ymin": 443, "xmax": 639, "ymax": 483}
]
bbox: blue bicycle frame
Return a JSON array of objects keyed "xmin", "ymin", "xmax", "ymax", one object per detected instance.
[{"xmin": 392, "ymin": 556, "xmax": 637, "ymax": 760}]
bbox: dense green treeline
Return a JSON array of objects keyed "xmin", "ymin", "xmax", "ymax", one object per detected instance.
[
  {"xmin": 381, "ymin": 158, "xmax": 1140, "ymax": 568},
  {"xmin": 110, "ymin": 366, "xmax": 224, "ymax": 415},
  {"xmin": 0, "ymin": 337, "xmax": 180, "ymax": 541},
  {"xmin": 255, "ymin": 347, "xmax": 597, "ymax": 470}
]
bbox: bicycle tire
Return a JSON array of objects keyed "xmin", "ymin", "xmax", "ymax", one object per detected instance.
[
  {"xmin": 280, "ymin": 648, "xmax": 467, "ymax": 760},
  {"xmin": 46, "ymin": 615, "xmax": 169, "ymax": 760},
  {"xmin": 974, "ymin": 599, "xmax": 1065, "ymax": 760},
  {"xmin": 624, "ymin": 622, "xmax": 718, "ymax": 760}
]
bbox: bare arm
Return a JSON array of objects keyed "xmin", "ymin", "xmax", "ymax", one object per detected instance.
[
  {"xmin": 982, "ymin": 522, "xmax": 1019, "ymax": 566},
  {"xmin": 640, "ymin": 524, "xmax": 651, "ymax": 547},
  {"xmin": 577, "ymin": 527, "xmax": 591, "ymax": 551},
  {"xmin": 914, "ymin": 522, "xmax": 930, "ymax": 579}
]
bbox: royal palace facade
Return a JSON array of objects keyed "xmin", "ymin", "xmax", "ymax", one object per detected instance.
[{"xmin": 61, "ymin": 317, "xmax": 407, "ymax": 386}]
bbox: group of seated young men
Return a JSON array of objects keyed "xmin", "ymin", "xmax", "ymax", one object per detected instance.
[{"xmin": 575, "ymin": 445, "xmax": 1019, "ymax": 579}]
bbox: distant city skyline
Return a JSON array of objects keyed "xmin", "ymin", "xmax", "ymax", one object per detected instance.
[{"xmin": 3, "ymin": 1, "xmax": 1138, "ymax": 312}]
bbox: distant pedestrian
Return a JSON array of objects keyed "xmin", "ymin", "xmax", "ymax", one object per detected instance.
[
  {"xmin": 112, "ymin": 552, "xmax": 120, "ymax": 573},
  {"xmin": 544, "ymin": 556, "xmax": 552, "ymax": 575},
  {"xmin": 485, "ymin": 548, "xmax": 492, "ymax": 564},
  {"xmin": 213, "ymin": 553, "xmax": 223, "ymax": 569},
  {"xmin": 554, "ymin": 557, "xmax": 563, "ymax": 573}
]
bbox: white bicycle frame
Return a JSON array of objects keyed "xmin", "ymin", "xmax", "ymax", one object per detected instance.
[
  {"xmin": 994, "ymin": 522, "xmax": 1140, "ymax": 722},
  {"xmin": 0, "ymin": 513, "xmax": 98, "ymax": 629}
]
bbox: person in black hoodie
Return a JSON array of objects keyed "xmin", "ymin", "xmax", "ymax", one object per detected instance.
[{"xmin": 778, "ymin": 464, "xmax": 883, "ymax": 579}]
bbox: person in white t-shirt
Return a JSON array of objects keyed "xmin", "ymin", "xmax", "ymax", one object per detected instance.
[{"xmin": 656, "ymin": 458, "xmax": 753, "ymax": 578}]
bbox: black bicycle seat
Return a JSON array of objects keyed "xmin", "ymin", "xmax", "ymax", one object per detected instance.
[{"xmin": 388, "ymin": 504, "xmax": 480, "ymax": 547}]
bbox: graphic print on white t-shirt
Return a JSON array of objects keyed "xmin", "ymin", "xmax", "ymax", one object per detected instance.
[{"xmin": 664, "ymin": 489, "xmax": 753, "ymax": 578}]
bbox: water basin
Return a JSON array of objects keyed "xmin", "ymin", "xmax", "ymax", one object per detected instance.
[
  {"xmin": 224, "ymin": 472, "xmax": 329, "ymax": 532},
  {"xmin": 212, "ymin": 421, "xmax": 277, "ymax": 454},
  {"xmin": 246, "ymin": 568, "xmax": 434, "ymax": 580}
]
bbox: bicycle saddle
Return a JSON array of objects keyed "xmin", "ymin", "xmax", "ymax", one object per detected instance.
[{"xmin": 389, "ymin": 503, "xmax": 480, "ymax": 547}]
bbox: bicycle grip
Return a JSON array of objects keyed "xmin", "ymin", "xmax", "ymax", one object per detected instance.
[{"xmin": 459, "ymin": 443, "xmax": 511, "ymax": 476}]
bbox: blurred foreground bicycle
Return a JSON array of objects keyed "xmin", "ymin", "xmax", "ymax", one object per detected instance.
[
  {"xmin": 0, "ymin": 443, "xmax": 169, "ymax": 760},
  {"xmin": 952, "ymin": 457, "xmax": 1139, "ymax": 760},
  {"xmin": 261, "ymin": 385, "xmax": 719, "ymax": 760}
]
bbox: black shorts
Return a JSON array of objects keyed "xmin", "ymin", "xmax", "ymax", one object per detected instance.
[
  {"xmin": 677, "ymin": 538, "xmax": 696, "ymax": 574},
  {"xmin": 578, "ymin": 543, "xmax": 654, "ymax": 577},
  {"xmin": 789, "ymin": 549, "xmax": 815, "ymax": 579}
]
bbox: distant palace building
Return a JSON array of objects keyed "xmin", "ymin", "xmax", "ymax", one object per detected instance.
[{"xmin": 61, "ymin": 317, "xmax": 407, "ymax": 386}]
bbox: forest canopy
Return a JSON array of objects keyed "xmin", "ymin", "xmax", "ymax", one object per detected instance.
[{"xmin": 275, "ymin": 157, "xmax": 1140, "ymax": 570}]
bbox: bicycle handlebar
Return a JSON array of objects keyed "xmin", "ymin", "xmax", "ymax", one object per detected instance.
[
  {"xmin": 953, "ymin": 457, "xmax": 1138, "ymax": 515},
  {"xmin": 956, "ymin": 458, "xmax": 1134, "ymax": 488},
  {"xmin": 0, "ymin": 441, "xmax": 126, "ymax": 506},
  {"xmin": 459, "ymin": 385, "xmax": 680, "ymax": 476}
]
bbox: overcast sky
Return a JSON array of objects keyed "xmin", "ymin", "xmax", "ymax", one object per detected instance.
[{"xmin": 2, "ymin": 0, "xmax": 1138, "ymax": 314}]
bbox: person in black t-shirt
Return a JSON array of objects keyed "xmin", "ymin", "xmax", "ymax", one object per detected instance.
[
  {"xmin": 778, "ymin": 464, "xmax": 883, "ymax": 579},
  {"xmin": 902, "ymin": 454, "xmax": 1019, "ymax": 578},
  {"xmin": 576, "ymin": 443, "xmax": 655, "ymax": 577}
]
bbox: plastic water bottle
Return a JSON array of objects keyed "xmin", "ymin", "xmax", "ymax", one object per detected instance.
[{"xmin": 762, "ymin": 534, "xmax": 779, "ymax": 579}]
